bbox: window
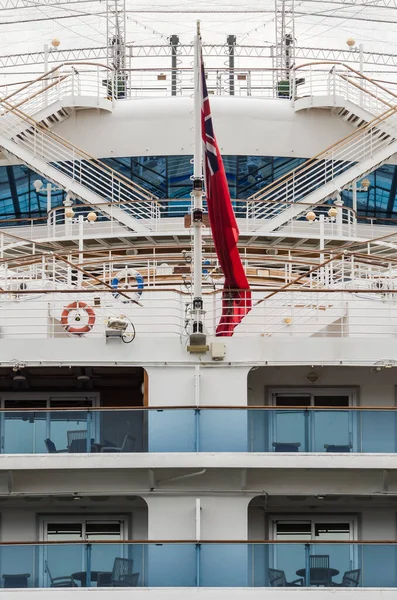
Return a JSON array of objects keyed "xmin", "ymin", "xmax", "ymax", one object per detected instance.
[
  {"xmin": 270, "ymin": 517, "xmax": 357, "ymax": 585},
  {"xmin": 0, "ymin": 393, "xmax": 98, "ymax": 454},
  {"xmin": 267, "ymin": 388, "xmax": 356, "ymax": 452},
  {"xmin": 41, "ymin": 516, "xmax": 128, "ymax": 586}
]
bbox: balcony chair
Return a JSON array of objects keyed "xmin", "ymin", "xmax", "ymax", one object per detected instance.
[
  {"xmin": 44, "ymin": 438, "xmax": 67, "ymax": 453},
  {"xmin": 44, "ymin": 561, "xmax": 77, "ymax": 588},
  {"xmin": 332, "ymin": 569, "xmax": 361, "ymax": 587},
  {"xmin": 101, "ymin": 433, "xmax": 136, "ymax": 453},
  {"xmin": 2, "ymin": 573, "xmax": 30, "ymax": 588},
  {"xmin": 67, "ymin": 430, "xmax": 88, "ymax": 453},
  {"xmin": 309, "ymin": 555, "xmax": 331, "ymax": 586},
  {"xmin": 324, "ymin": 444, "xmax": 352, "ymax": 453},
  {"xmin": 268, "ymin": 568, "xmax": 303, "ymax": 587},
  {"xmin": 97, "ymin": 557, "xmax": 139, "ymax": 587},
  {"xmin": 272, "ymin": 442, "xmax": 301, "ymax": 452}
]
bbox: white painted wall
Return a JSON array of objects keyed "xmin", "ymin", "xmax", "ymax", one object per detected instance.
[
  {"xmin": 248, "ymin": 366, "xmax": 397, "ymax": 407},
  {"xmin": 49, "ymin": 97, "xmax": 354, "ymax": 160}
]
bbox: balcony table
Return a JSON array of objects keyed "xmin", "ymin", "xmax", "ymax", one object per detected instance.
[
  {"xmin": 72, "ymin": 570, "xmax": 111, "ymax": 587},
  {"xmin": 296, "ymin": 567, "xmax": 339, "ymax": 586}
]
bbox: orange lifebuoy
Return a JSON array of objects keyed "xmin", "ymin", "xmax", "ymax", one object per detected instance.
[{"xmin": 61, "ymin": 301, "xmax": 95, "ymax": 335}]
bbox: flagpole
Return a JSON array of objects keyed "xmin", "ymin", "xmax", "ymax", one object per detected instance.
[{"xmin": 191, "ymin": 19, "xmax": 205, "ymax": 339}]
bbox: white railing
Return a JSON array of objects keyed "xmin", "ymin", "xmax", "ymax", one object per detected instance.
[
  {"xmin": 0, "ymin": 287, "xmax": 396, "ymax": 339},
  {"xmin": 0, "ymin": 99, "xmax": 160, "ymax": 223},
  {"xmin": 247, "ymin": 105, "xmax": 397, "ymax": 223},
  {"xmin": 0, "ymin": 63, "xmax": 114, "ymax": 134},
  {"xmin": 292, "ymin": 63, "xmax": 397, "ymax": 116}
]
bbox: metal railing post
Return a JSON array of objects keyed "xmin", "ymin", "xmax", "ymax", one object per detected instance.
[
  {"xmin": 305, "ymin": 543, "xmax": 311, "ymax": 587},
  {"xmin": 86, "ymin": 543, "xmax": 92, "ymax": 587}
]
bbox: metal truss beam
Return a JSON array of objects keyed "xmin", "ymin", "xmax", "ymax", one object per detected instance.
[
  {"xmin": 0, "ymin": 0, "xmax": 96, "ymax": 9},
  {"xmin": 275, "ymin": 0, "xmax": 295, "ymax": 80},
  {"xmin": 3, "ymin": 43, "xmax": 397, "ymax": 70}
]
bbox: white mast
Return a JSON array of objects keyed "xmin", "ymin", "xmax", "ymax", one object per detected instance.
[{"xmin": 189, "ymin": 20, "xmax": 206, "ymax": 351}]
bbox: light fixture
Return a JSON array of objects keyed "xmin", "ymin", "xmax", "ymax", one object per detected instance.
[
  {"xmin": 87, "ymin": 211, "xmax": 97, "ymax": 223},
  {"xmin": 284, "ymin": 317, "xmax": 292, "ymax": 325},
  {"xmin": 51, "ymin": 38, "xmax": 60, "ymax": 48},
  {"xmin": 328, "ymin": 206, "xmax": 338, "ymax": 219},
  {"xmin": 306, "ymin": 370, "xmax": 319, "ymax": 383},
  {"xmin": 33, "ymin": 180, "xmax": 43, "ymax": 192},
  {"xmin": 126, "ymin": 248, "xmax": 138, "ymax": 256},
  {"xmin": 360, "ymin": 178, "xmax": 370, "ymax": 191},
  {"xmin": 77, "ymin": 374, "xmax": 90, "ymax": 381},
  {"xmin": 346, "ymin": 37, "xmax": 356, "ymax": 48},
  {"xmin": 306, "ymin": 211, "xmax": 316, "ymax": 222},
  {"xmin": 73, "ymin": 494, "xmax": 81, "ymax": 501},
  {"xmin": 64, "ymin": 207, "xmax": 75, "ymax": 219},
  {"xmin": 13, "ymin": 372, "xmax": 26, "ymax": 381}
]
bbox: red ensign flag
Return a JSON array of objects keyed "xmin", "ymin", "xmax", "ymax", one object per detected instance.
[{"xmin": 200, "ymin": 52, "xmax": 251, "ymax": 336}]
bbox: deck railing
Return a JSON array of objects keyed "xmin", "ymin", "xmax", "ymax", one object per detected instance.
[
  {"xmin": 0, "ymin": 540, "xmax": 396, "ymax": 588},
  {"xmin": 1, "ymin": 406, "xmax": 397, "ymax": 455}
]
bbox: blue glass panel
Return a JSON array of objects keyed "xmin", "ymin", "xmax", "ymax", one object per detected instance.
[
  {"xmin": 200, "ymin": 544, "xmax": 248, "ymax": 586},
  {"xmin": 147, "ymin": 409, "xmax": 196, "ymax": 452},
  {"xmin": 361, "ymin": 411, "xmax": 397, "ymax": 452},
  {"xmin": 199, "ymin": 409, "xmax": 248, "ymax": 451},
  {"xmin": 362, "ymin": 545, "xmax": 397, "ymax": 587},
  {"xmin": 146, "ymin": 544, "xmax": 196, "ymax": 586},
  {"xmin": 312, "ymin": 410, "xmax": 351, "ymax": 452}
]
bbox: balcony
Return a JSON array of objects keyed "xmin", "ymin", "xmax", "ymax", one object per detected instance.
[
  {"xmin": 0, "ymin": 540, "xmax": 394, "ymax": 591},
  {"xmin": 0, "ymin": 407, "xmax": 396, "ymax": 455}
]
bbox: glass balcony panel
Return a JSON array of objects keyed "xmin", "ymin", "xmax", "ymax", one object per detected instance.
[
  {"xmin": 312, "ymin": 411, "xmax": 352, "ymax": 452},
  {"xmin": 311, "ymin": 543, "xmax": 353, "ymax": 586},
  {"xmin": 271, "ymin": 543, "xmax": 306, "ymax": 585},
  {"xmin": 271, "ymin": 410, "xmax": 306, "ymax": 452},
  {"xmin": 49, "ymin": 411, "xmax": 88, "ymax": 453},
  {"xmin": 45, "ymin": 543, "xmax": 84, "ymax": 588},
  {"xmin": 362, "ymin": 545, "xmax": 397, "ymax": 586},
  {"xmin": 148, "ymin": 410, "xmax": 196, "ymax": 452},
  {"xmin": 146, "ymin": 544, "xmax": 196, "ymax": 586},
  {"xmin": 199, "ymin": 410, "xmax": 248, "ymax": 451},
  {"xmin": 361, "ymin": 411, "xmax": 397, "ymax": 452},
  {"xmin": 249, "ymin": 409, "xmax": 269, "ymax": 451},
  {"xmin": 91, "ymin": 543, "xmax": 123, "ymax": 585},
  {"xmin": 99, "ymin": 410, "xmax": 144, "ymax": 452},
  {"xmin": 200, "ymin": 544, "xmax": 249, "ymax": 586},
  {"xmin": 0, "ymin": 545, "xmax": 34, "ymax": 587},
  {"xmin": 3, "ymin": 412, "xmax": 46, "ymax": 453}
]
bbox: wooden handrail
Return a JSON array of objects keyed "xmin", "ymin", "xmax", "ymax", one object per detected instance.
[
  {"xmin": 0, "ymin": 539, "xmax": 394, "ymax": 545},
  {"xmin": 0, "ymin": 405, "xmax": 395, "ymax": 412}
]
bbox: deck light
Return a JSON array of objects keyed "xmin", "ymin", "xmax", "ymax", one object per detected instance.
[
  {"xmin": 328, "ymin": 206, "xmax": 338, "ymax": 218},
  {"xmin": 51, "ymin": 38, "xmax": 60, "ymax": 48},
  {"xmin": 346, "ymin": 38, "xmax": 355, "ymax": 48},
  {"xmin": 360, "ymin": 178, "xmax": 370, "ymax": 191},
  {"xmin": 306, "ymin": 211, "xmax": 316, "ymax": 222},
  {"xmin": 65, "ymin": 207, "xmax": 75, "ymax": 219},
  {"xmin": 87, "ymin": 211, "xmax": 98, "ymax": 223},
  {"xmin": 33, "ymin": 180, "xmax": 43, "ymax": 192}
]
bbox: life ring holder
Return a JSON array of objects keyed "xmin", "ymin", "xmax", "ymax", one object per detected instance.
[
  {"xmin": 111, "ymin": 268, "xmax": 144, "ymax": 303},
  {"xmin": 61, "ymin": 301, "xmax": 96, "ymax": 335}
]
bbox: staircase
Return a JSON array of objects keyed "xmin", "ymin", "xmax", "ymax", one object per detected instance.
[
  {"xmin": 0, "ymin": 65, "xmax": 160, "ymax": 233},
  {"xmin": 248, "ymin": 65, "xmax": 397, "ymax": 234}
]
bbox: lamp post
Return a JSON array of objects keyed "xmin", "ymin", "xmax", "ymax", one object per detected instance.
[
  {"xmin": 306, "ymin": 205, "xmax": 338, "ymax": 284},
  {"xmin": 33, "ymin": 179, "xmax": 63, "ymax": 227}
]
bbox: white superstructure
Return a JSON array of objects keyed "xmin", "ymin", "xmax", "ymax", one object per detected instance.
[{"xmin": 1, "ymin": 16, "xmax": 397, "ymax": 599}]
